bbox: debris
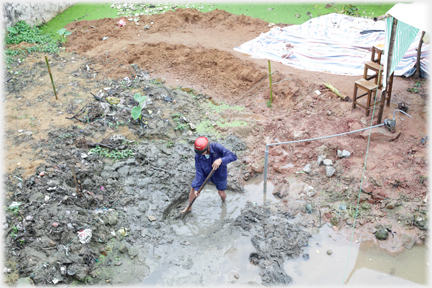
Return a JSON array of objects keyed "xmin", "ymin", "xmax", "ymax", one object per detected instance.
[
  {"xmin": 144, "ymin": 25, "xmax": 150, "ymax": 29},
  {"xmin": 52, "ymin": 222, "xmax": 59, "ymax": 227},
  {"xmin": 77, "ymin": 229, "xmax": 92, "ymax": 244},
  {"xmin": 421, "ymin": 136, "xmax": 428, "ymax": 145},
  {"xmin": 118, "ymin": 227, "xmax": 128, "ymax": 237},
  {"xmin": 314, "ymin": 90, "xmax": 321, "ymax": 95},
  {"xmin": 268, "ymin": 23, "xmax": 275, "ymax": 27},
  {"xmin": 322, "ymin": 82, "xmax": 350, "ymax": 101},
  {"xmin": 117, "ymin": 19, "xmax": 126, "ymax": 27},
  {"xmin": 189, "ymin": 123, "xmax": 196, "ymax": 130},
  {"xmin": 9, "ymin": 202, "xmax": 21, "ymax": 211},
  {"xmin": 102, "ymin": 37, "xmax": 109, "ymax": 41},
  {"xmin": 375, "ymin": 226, "xmax": 388, "ymax": 240},
  {"xmin": 397, "ymin": 102, "xmax": 408, "ymax": 112},
  {"xmin": 295, "ymin": 14, "xmax": 301, "ymax": 18},
  {"xmin": 147, "ymin": 215, "xmax": 156, "ymax": 222},
  {"xmin": 323, "ymin": 159, "xmax": 332, "ymax": 166},
  {"xmin": 106, "ymin": 96, "xmax": 120, "ymax": 105},
  {"xmin": 268, "ymin": 8, "xmax": 274, "ymax": 11}
]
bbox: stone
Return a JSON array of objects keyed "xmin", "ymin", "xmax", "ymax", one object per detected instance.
[
  {"xmin": 304, "ymin": 185, "xmax": 316, "ymax": 197},
  {"xmin": 337, "ymin": 150, "xmax": 351, "ymax": 158},
  {"xmin": 251, "ymin": 163, "xmax": 264, "ymax": 173},
  {"xmin": 358, "ymin": 182, "xmax": 374, "ymax": 193},
  {"xmin": 323, "ymin": 159, "xmax": 332, "ymax": 166},
  {"xmin": 188, "ymin": 123, "xmax": 196, "ymax": 130},
  {"xmin": 303, "ymin": 164, "xmax": 311, "ymax": 173},
  {"xmin": 360, "ymin": 127, "xmax": 401, "ymax": 142},
  {"xmin": 317, "ymin": 155, "xmax": 326, "ymax": 165},
  {"xmin": 375, "ymin": 227, "xmax": 388, "ymax": 240},
  {"xmin": 326, "ymin": 250, "xmax": 333, "ymax": 255},
  {"xmin": 118, "ymin": 243, "xmax": 128, "ymax": 253},
  {"xmin": 386, "ymin": 202, "xmax": 396, "ymax": 209},
  {"xmin": 325, "ymin": 166, "xmax": 335, "ymax": 177},
  {"xmin": 147, "ymin": 215, "xmax": 156, "ymax": 222},
  {"xmin": 361, "ymin": 202, "xmax": 370, "ymax": 210},
  {"xmin": 17, "ymin": 277, "xmax": 34, "ymax": 286},
  {"xmin": 400, "ymin": 234, "xmax": 416, "ymax": 250}
]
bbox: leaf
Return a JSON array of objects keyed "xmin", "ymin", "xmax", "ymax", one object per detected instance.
[
  {"xmin": 134, "ymin": 93, "xmax": 147, "ymax": 104},
  {"xmin": 7, "ymin": 27, "xmax": 18, "ymax": 34},
  {"xmin": 64, "ymin": 31, "xmax": 72, "ymax": 36},
  {"xmin": 131, "ymin": 106, "xmax": 142, "ymax": 120},
  {"xmin": 57, "ymin": 28, "xmax": 66, "ymax": 35}
]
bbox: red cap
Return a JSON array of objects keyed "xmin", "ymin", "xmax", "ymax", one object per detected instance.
[{"xmin": 194, "ymin": 136, "xmax": 209, "ymax": 154}]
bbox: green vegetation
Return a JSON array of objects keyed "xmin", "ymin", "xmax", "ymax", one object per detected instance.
[
  {"xmin": 89, "ymin": 145, "xmax": 133, "ymax": 160},
  {"xmin": 4, "ymin": 21, "xmax": 61, "ymax": 69},
  {"xmin": 131, "ymin": 93, "xmax": 147, "ymax": 122}
]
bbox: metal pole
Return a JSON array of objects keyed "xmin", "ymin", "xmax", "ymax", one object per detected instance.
[{"xmin": 263, "ymin": 145, "xmax": 269, "ymax": 194}]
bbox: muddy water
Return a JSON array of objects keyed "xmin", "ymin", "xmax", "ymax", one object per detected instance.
[{"xmin": 284, "ymin": 224, "xmax": 428, "ymax": 286}]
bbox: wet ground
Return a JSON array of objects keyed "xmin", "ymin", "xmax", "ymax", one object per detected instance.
[{"xmin": 2, "ymin": 6, "xmax": 429, "ymax": 287}]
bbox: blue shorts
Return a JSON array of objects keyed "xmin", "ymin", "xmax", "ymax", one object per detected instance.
[{"xmin": 192, "ymin": 178, "xmax": 227, "ymax": 191}]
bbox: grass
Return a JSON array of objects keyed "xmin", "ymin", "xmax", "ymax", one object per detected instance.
[{"xmin": 36, "ymin": 2, "xmax": 399, "ymax": 39}]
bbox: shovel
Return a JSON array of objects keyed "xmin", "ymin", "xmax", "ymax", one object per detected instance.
[{"xmin": 180, "ymin": 168, "xmax": 216, "ymax": 219}]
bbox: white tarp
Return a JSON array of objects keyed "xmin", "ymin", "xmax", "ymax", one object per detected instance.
[
  {"xmin": 386, "ymin": 2, "xmax": 430, "ymax": 33},
  {"xmin": 234, "ymin": 13, "xmax": 429, "ymax": 77}
]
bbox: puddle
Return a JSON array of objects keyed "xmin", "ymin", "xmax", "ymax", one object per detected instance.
[
  {"xmin": 171, "ymin": 179, "xmax": 279, "ymax": 236},
  {"xmin": 284, "ymin": 225, "xmax": 428, "ymax": 286}
]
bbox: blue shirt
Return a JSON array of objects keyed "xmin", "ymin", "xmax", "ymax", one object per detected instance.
[{"xmin": 191, "ymin": 143, "xmax": 237, "ymax": 190}]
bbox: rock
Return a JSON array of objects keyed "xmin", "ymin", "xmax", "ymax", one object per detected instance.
[
  {"xmin": 118, "ymin": 243, "xmax": 128, "ymax": 254},
  {"xmin": 323, "ymin": 159, "xmax": 332, "ymax": 166},
  {"xmin": 345, "ymin": 218, "xmax": 354, "ymax": 226},
  {"xmin": 233, "ymin": 272, "xmax": 240, "ymax": 279},
  {"xmin": 327, "ymin": 250, "xmax": 333, "ymax": 255},
  {"xmin": 386, "ymin": 202, "xmax": 396, "ymax": 209},
  {"xmin": 375, "ymin": 227, "xmax": 388, "ymax": 240},
  {"xmin": 251, "ymin": 163, "xmax": 264, "ymax": 173},
  {"xmin": 337, "ymin": 150, "xmax": 351, "ymax": 158},
  {"xmin": 360, "ymin": 127, "xmax": 401, "ymax": 142},
  {"xmin": 188, "ymin": 123, "xmax": 196, "ymax": 130},
  {"xmin": 302, "ymin": 254, "xmax": 309, "ymax": 260},
  {"xmin": 304, "ymin": 185, "xmax": 316, "ymax": 197},
  {"xmin": 114, "ymin": 262, "xmax": 122, "ymax": 266},
  {"xmin": 317, "ymin": 155, "xmax": 326, "ymax": 165},
  {"xmin": 303, "ymin": 164, "xmax": 311, "ymax": 173},
  {"xmin": 128, "ymin": 247, "xmax": 139, "ymax": 259},
  {"xmin": 147, "ymin": 215, "xmax": 156, "ymax": 222},
  {"xmin": 400, "ymin": 234, "xmax": 416, "ymax": 250},
  {"xmin": 52, "ymin": 222, "xmax": 59, "ymax": 227},
  {"xmin": 325, "ymin": 166, "xmax": 335, "ymax": 177},
  {"xmin": 358, "ymin": 182, "xmax": 374, "ymax": 193}
]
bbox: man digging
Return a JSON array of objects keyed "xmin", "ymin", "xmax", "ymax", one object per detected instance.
[{"xmin": 181, "ymin": 136, "xmax": 237, "ymax": 213}]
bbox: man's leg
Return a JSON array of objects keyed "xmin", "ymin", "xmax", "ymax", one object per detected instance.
[
  {"xmin": 218, "ymin": 190, "xmax": 226, "ymax": 202},
  {"xmin": 181, "ymin": 187, "xmax": 195, "ymax": 213}
]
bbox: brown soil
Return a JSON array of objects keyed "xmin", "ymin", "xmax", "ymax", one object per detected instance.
[{"xmin": 5, "ymin": 8, "xmax": 429, "ymax": 248}]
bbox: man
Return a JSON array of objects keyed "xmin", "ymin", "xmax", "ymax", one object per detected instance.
[{"xmin": 181, "ymin": 136, "xmax": 237, "ymax": 213}]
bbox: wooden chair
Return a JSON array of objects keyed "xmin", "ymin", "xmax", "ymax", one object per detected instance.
[
  {"xmin": 352, "ymin": 79, "xmax": 379, "ymax": 117},
  {"xmin": 371, "ymin": 45, "xmax": 384, "ymax": 64},
  {"xmin": 364, "ymin": 61, "xmax": 384, "ymax": 88}
]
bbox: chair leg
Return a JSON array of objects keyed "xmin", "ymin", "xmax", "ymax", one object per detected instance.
[
  {"xmin": 366, "ymin": 90, "xmax": 371, "ymax": 117},
  {"xmin": 363, "ymin": 66, "xmax": 368, "ymax": 80},
  {"xmin": 352, "ymin": 85, "xmax": 357, "ymax": 109}
]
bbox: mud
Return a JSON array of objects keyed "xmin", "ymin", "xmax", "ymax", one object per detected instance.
[{"xmin": 3, "ymin": 7, "xmax": 429, "ymax": 287}]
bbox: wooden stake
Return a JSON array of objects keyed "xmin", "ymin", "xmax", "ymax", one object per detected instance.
[
  {"xmin": 268, "ymin": 60, "xmax": 273, "ymax": 104},
  {"xmin": 70, "ymin": 166, "xmax": 81, "ymax": 196},
  {"xmin": 45, "ymin": 56, "xmax": 58, "ymax": 100}
]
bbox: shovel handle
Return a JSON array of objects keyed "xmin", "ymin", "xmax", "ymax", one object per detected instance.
[{"xmin": 180, "ymin": 168, "xmax": 216, "ymax": 219}]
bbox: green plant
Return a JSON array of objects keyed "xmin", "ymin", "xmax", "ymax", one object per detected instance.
[
  {"xmin": 266, "ymin": 100, "xmax": 272, "ymax": 108},
  {"xmin": 131, "ymin": 93, "xmax": 147, "ymax": 123},
  {"xmin": 19, "ymin": 239, "xmax": 25, "ymax": 245},
  {"xmin": 57, "ymin": 28, "xmax": 72, "ymax": 44},
  {"xmin": 89, "ymin": 145, "xmax": 133, "ymax": 161},
  {"xmin": 407, "ymin": 87, "xmax": 419, "ymax": 93},
  {"xmin": 419, "ymin": 175, "xmax": 427, "ymax": 184},
  {"xmin": 337, "ymin": 4, "xmax": 359, "ymax": 16},
  {"xmin": 165, "ymin": 141, "xmax": 174, "ymax": 148},
  {"xmin": 10, "ymin": 226, "xmax": 18, "ymax": 238}
]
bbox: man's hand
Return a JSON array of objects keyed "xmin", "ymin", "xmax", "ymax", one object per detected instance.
[
  {"xmin": 212, "ymin": 158, "xmax": 222, "ymax": 170},
  {"xmin": 194, "ymin": 190, "xmax": 200, "ymax": 198}
]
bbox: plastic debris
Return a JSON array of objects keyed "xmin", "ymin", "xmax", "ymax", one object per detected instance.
[
  {"xmin": 117, "ymin": 19, "xmax": 126, "ymax": 27},
  {"xmin": 118, "ymin": 227, "xmax": 128, "ymax": 236},
  {"xmin": 77, "ymin": 229, "xmax": 92, "ymax": 244},
  {"xmin": 9, "ymin": 202, "xmax": 21, "ymax": 211},
  {"xmin": 106, "ymin": 97, "xmax": 120, "ymax": 105},
  {"xmin": 102, "ymin": 37, "xmax": 109, "ymax": 41}
]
